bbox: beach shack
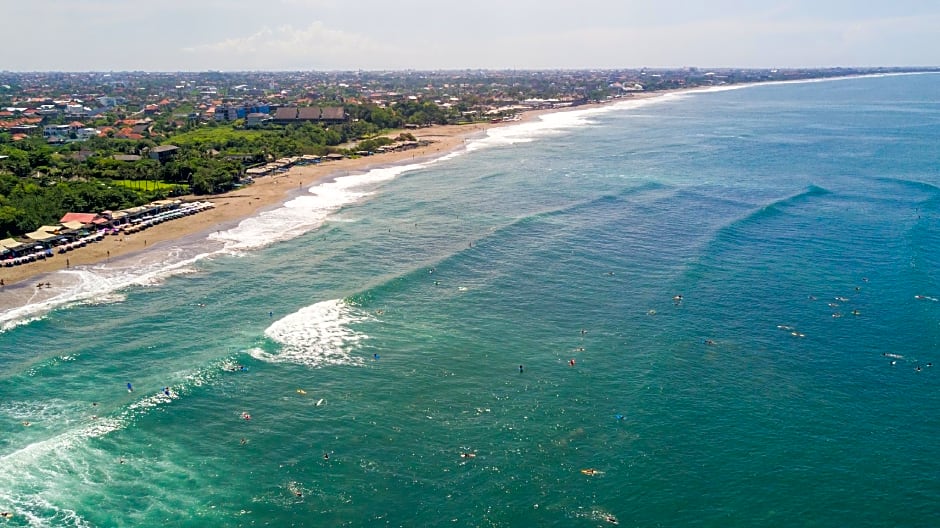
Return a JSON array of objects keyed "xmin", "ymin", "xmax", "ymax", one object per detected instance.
[{"xmin": 1, "ymin": 238, "xmax": 26, "ymax": 259}]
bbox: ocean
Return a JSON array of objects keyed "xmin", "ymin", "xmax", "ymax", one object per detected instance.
[{"xmin": 1, "ymin": 74, "xmax": 939, "ymax": 527}]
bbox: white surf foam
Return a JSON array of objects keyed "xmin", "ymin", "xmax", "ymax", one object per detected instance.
[
  {"xmin": 211, "ymin": 162, "xmax": 432, "ymax": 254},
  {"xmin": 250, "ymin": 299, "xmax": 370, "ymax": 368},
  {"xmin": 0, "ymin": 249, "xmax": 214, "ymax": 332}
]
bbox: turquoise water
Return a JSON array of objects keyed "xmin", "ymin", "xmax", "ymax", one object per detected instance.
[{"xmin": 2, "ymin": 74, "xmax": 940, "ymax": 527}]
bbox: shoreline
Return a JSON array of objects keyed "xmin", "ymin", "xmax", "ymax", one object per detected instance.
[{"xmin": 0, "ymin": 86, "xmax": 695, "ymax": 291}]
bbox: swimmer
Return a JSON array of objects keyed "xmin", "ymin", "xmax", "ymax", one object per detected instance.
[
  {"xmin": 580, "ymin": 328, "xmax": 587, "ymax": 335},
  {"xmin": 832, "ymin": 312, "xmax": 843, "ymax": 318},
  {"xmin": 240, "ymin": 438, "xmax": 248, "ymax": 445},
  {"xmin": 927, "ymin": 363, "xmax": 933, "ymax": 368},
  {"xmin": 569, "ymin": 359, "xmax": 576, "ymax": 367},
  {"xmin": 242, "ymin": 412, "xmax": 251, "ymax": 421},
  {"xmin": 704, "ymin": 339, "xmax": 716, "ymax": 346},
  {"xmin": 460, "ymin": 453, "xmax": 476, "ymax": 459},
  {"xmin": 323, "ymin": 453, "xmax": 329, "ymax": 460},
  {"xmin": 615, "ymin": 414, "xmax": 625, "ymax": 421},
  {"xmin": 0, "ymin": 512, "xmax": 11, "ymax": 519},
  {"xmin": 163, "ymin": 387, "xmax": 171, "ymax": 396},
  {"xmin": 22, "ymin": 421, "xmax": 30, "ymax": 427},
  {"xmin": 605, "ymin": 514, "xmax": 619, "ymax": 525},
  {"xmin": 519, "ymin": 365, "xmax": 524, "ymax": 373},
  {"xmin": 580, "ymin": 468, "xmax": 602, "ymax": 476},
  {"xmin": 373, "ymin": 353, "xmax": 380, "ymax": 360},
  {"xmin": 269, "ymin": 311, "xmax": 273, "ymax": 317},
  {"xmin": 808, "ymin": 295, "xmax": 817, "ymax": 300},
  {"xmin": 296, "ymin": 389, "xmax": 307, "ymax": 395},
  {"xmin": 915, "ymin": 366, "xmax": 922, "ymax": 372}
]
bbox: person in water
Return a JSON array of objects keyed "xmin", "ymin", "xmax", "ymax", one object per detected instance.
[
  {"xmin": 519, "ymin": 365, "xmax": 524, "ymax": 373},
  {"xmin": 127, "ymin": 382, "xmax": 133, "ymax": 392}
]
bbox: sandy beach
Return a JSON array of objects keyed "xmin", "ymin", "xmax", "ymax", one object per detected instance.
[{"xmin": 0, "ymin": 96, "xmax": 656, "ymax": 288}]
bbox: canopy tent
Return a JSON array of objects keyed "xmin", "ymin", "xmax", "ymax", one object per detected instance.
[
  {"xmin": 61, "ymin": 220, "xmax": 85, "ymax": 231},
  {"xmin": 0, "ymin": 238, "xmax": 24, "ymax": 250},
  {"xmin": 24, "ymin": 231, "xmax": 57, "ymax": 242}
]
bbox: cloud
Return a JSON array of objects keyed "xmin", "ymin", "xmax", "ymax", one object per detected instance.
[{"xmin": 182, "ymin": 22, "xmax": 398, "ymax": 70}]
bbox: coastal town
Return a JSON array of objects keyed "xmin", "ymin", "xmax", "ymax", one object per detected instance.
[{"xmin": 0, "ymin": 67, "xmax": 929, "ymax": 282}]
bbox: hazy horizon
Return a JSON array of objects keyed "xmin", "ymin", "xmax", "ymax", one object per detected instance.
[{"xmin": 4, "ymin": 1, "xmax": 939, "ymax": 72}]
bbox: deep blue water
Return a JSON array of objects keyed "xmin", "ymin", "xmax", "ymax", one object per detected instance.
[{"xmin": 2, "ymin": 74, "xmax": 939, "ymax": 527}]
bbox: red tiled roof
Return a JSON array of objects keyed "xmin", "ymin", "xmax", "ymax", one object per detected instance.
[{"xmin": 60, "ymin": 212, "xmax": 98, "ymax": 224}]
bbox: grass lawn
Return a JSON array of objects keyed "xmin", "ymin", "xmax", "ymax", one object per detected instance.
[{"xmin": 111, "ymin": 180, "xmax": 188, "ymax": 192}]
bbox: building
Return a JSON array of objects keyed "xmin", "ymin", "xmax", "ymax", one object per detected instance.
[
  {"xmin": 246, "ymin": 112, "xmax": 272, "ymax": 128},
  {"xmin": 272, "ymin": 106, "xmax": 346, "ymax": 125},
  {"xmin": 150, "ymin": 145, "xmax": 179, "ymax": 163},
  {"xmin": 215, "ymin": 103, "xmax": 270, "ymax": 122}
]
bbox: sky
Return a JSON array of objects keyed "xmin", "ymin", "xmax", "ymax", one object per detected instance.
[{"xmin": 3, "ymin": 0, "xmax": 939, "ymax": 71}]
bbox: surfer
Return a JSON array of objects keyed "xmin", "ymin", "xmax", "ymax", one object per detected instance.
[
  {"xmin": 127, "ymin": 382, "xmax": 133, "ymax": 392},
  {"xmin": 0, "ymin": 512, "xmax": 12, "ymax": 519},
  {"xmin": 460, "ymin": 453, "xmax": 476, "ymax": 459},
  {"xmin": 323, "ymin": 452, "xmax": 329, "ymax": 460},
  {"xmin": 163, "ymin": 387, "xmax": 171, "ymax": 396},
  {"xmin": 615, "ymin": 414, "xmax": 625, "ymax": 421},
  {"xmin": 242, "ymin": 412, "xmax": 251, "ymax": 420},
  {"xmin": 373, "ymin": 353, "xmax": 380, "ymax": 360},
  {"xmin": 581, "ymin": 468, "xmax": 600, "ymax": 476},
  {"xmin": 569, "ymin": 359, "xmax": 576, "ymax": 367},
  {"xmin": 519, "ymin": 365, "xmax": 524, "ymax": 373}
]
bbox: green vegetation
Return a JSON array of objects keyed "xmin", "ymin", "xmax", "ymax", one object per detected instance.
[{"xmin": 0, "ymin": 172, "xmax": 143, "ymax": 238}]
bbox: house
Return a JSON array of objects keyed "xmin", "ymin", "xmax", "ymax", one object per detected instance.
[
  {"xmin": 246, "ymin": 112, "xmax": 272, "ymax": 128},
  {"xmin": 150, "ymin": 145, "xmax": 179, "ymax": 163},
  {"xmin": 43, "ymin": 124, "xmax": 71, "ymax": 139}
]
